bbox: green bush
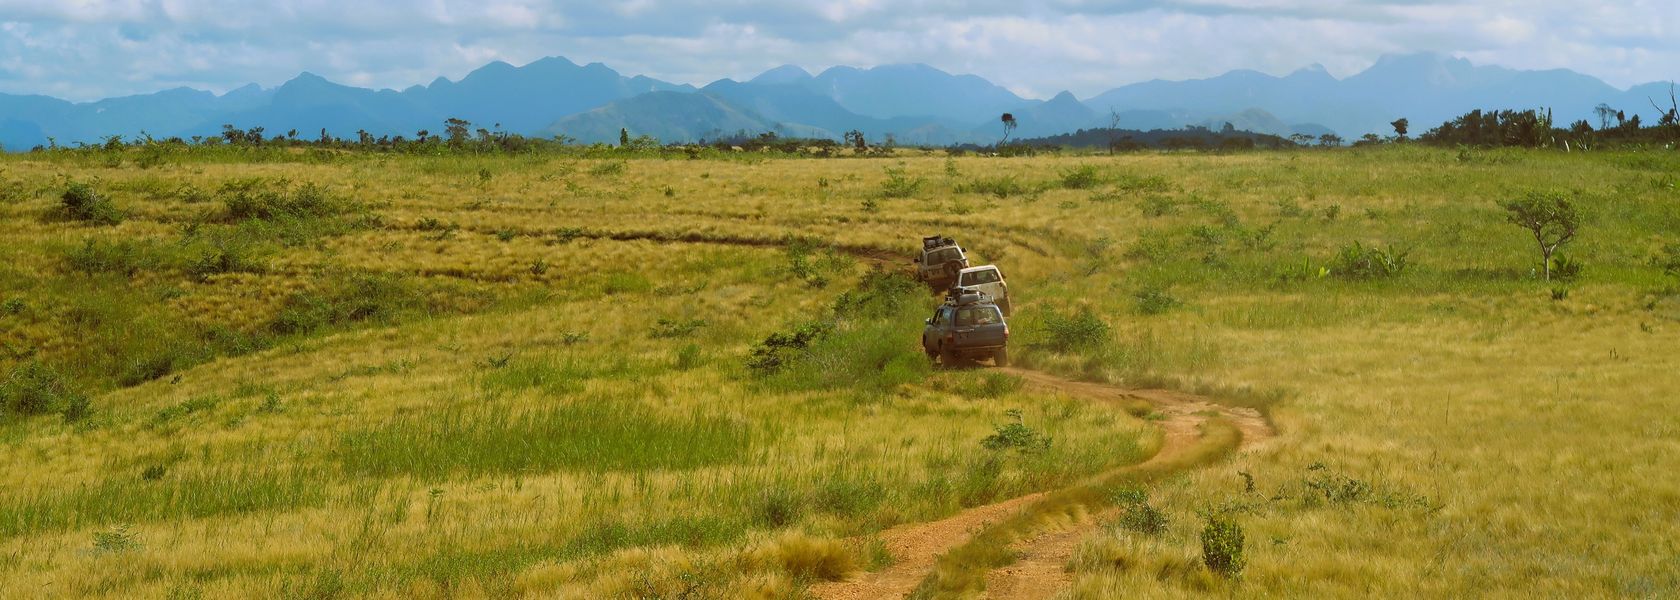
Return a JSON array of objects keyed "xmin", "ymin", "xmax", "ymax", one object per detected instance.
[
  {"xmin": 1331, "ymin": 241, "xmax": 1410, "ymax": 279},
  {"xmin": 1201, "ymin": 514, "xmax": 1246, "ymax": 577},
  {"xmin": 955, "ymin": 175, "xmax": 1033, "ymax": 198},
  {"xmin": 1, "ymin": 360, "xmax": 85, "ymax": 418},
  {"xmin": 1059, "ymin": 164, "xmax": 1103, "ymax": 189},
  {"xmin": 879, "ymin": 164, "xmax": 924, "ymax": 198},
  {"xmin": 1118, "ymin": 502, "xmax": 1169, "ymax": 536},
  {"xmin": 60, "ymin": 181, "xmax": 124, "ymax": 225},
  {"xmin": 1040, "ymin": 306, "xmax": 1111, "ymax": 351},
  {"xmin": 746, "ymin": 321, "xmax": 832, "ymax": 375},
  {"xmin": 980, "ymin": 408, "xmax": 1052, "ymax": 453},
  {"xmin": 1134, "ymin": 286, "xmax": 1181, "ymax": 315},
  {"xmin": 64, "ymin": 238, "xmax": 162, "ymax": 278},
  {"xmin": 269, "ymin": 273, "xmax": 420, "ymax": 335}
]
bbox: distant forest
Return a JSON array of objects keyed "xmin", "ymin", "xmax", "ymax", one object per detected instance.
[{"xmin": 12, "ymin": 101, "xmax": 1678, "ymax": 159}]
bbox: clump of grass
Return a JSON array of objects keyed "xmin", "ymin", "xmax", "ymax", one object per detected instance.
[
  {"xmin": 64, "ymin": 238, "xmax": 166, "ymax": 278},
  {"xmin": 650, "ymin": 317, "xmax": 706, "ymax": 339},
  {"xmin": 0, "ymin": 360, "xmax": 86, "ymax": 420},
  {"xmin": 1139, "ymin": 194, "xmax": 1178, "ymax": 217},
  {"xmin": 1331, "ymin": 242, "xmax": 1410, "ymax": 279},
  {"xmin": 60, "ymin": 181, "xmax": 124, "ymax": 225},
  {"xmin": 91, "ymin": 525, "xmax": 141, "ymax": 553},
  {"xmin": 1134, "ymin": 285, "xmax": 1182, "ymax": 315},
  {"xmin": 338, "ymin": 402, "xmax": 756, "ymax": 478},
  {"xmin": 268, "ymin": 272, "xmax": 422, "ymax": 335},
  {"xmin": 589, "ymin": 161, "xmax": 627, "ymax": 177},
  {"xmin": 955, "ymin": 175, "xmax": 1033, "ymax": 198},
  {"xmin": 747, "ymin": 532, "xmax": 855, "ymax": 582}
]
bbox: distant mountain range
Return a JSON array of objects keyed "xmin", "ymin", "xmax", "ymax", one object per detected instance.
[{"xmin": 1, "ymin": 52, "xmax": 1672, "ymax": 150}]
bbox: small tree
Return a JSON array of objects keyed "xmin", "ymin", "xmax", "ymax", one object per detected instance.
[
  {"xmin": 999, "ymin": 113, "xmax": 1017, "ymax": 145},
  {"xmin": 619, "ymin": 127, "xmax": 630, "ymax": 147},
  {"xmin": 1317, "ymin": 133, "xmax": 1343, "ymax": 147},
  {"xmin": 1390, "ymin": 118, "xmax": 1409, "ymax": 140},
  {"xmin": 1501, "ymin": 191, "xmax": 1579, "ymax": 280}
]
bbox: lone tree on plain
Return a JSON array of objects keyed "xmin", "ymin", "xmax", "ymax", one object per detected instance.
[
  {"xmin": 1390, "ymin": 118, "xmax": 1409, "ymax": 140},
  {"xmin": 1501, "ymin": 191, "xmax": 1579, "ymax": 281},
  {"xmin": 999, "ymin": 112, "xmax": 1017, "ymax": 145},
  {"xmin": 1593, "ymin": 103, "xmax": 1617, "ymax": 130}
]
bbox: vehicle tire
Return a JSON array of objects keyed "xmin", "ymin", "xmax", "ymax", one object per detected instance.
[
  {"xmin": 939, "ymin": 344, "xmax": 956, "ymax": 367},
  {"xmin": 924, "ymin": 341, "xmax": 938, "ymax": 360},
  {"xmin": 998, "ymin": 297, "xmax": 1012, "ymax": 316},
  {"xmin": 993, "ymin": 347, "xmax": 1010, "ymax": 367}
]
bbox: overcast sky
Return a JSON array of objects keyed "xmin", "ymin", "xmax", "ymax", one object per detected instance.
[{"xmin": 0, "ymin": 0, "xmax": 1673, "ymax": 102}]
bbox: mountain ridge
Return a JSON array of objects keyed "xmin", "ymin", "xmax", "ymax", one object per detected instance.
[{"xmin": 1, "ymin": 52, "xmax": 1671, "ymax": 151}]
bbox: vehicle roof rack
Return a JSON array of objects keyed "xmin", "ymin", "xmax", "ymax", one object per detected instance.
[
  {"xmin": 945, "ymin": 286, "xmax": 992, "ymax": 305},
  {"xmin": 923, "ymin": 235, "xmax": 957, "ymax": 250}
]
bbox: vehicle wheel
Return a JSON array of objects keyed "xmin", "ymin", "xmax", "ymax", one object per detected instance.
[
  {"xmin": 924, "ymin": 342, "xmax": 937, "ymax": 360},
  {"xmin": 998, "ymin": 297, "xmax": 1012, "ymax": 316},
  {"xmin": 939, "ymin": 344, "xmax": 956, "ymax": 367},
  {"xmin": 993, "ymin": 347, "xmax": 1010, "ymax": 367}
]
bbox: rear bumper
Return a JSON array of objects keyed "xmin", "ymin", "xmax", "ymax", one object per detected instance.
[{"xmin": 951, "ymin": 345, "xmax": 1005, "ymax": 357}]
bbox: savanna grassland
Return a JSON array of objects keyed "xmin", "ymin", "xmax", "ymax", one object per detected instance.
[{"xmin": 1, "ymin": 144, "xmax": 1678, "ymax": 599}]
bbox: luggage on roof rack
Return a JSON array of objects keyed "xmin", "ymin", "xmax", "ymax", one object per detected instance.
[{"xmin": 923, "ymin": 235, "xmax": 956, "ymax": 250}]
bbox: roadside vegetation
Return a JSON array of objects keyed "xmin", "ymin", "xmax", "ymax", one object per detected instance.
[{"xmin": 1, "ymin": 143, "xmax": 1677, "ymax": 598}]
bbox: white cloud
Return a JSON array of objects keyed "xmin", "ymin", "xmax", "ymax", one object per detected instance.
[{"xmin": 0, "ymin": 0, "xmax": 1672, "ymax": 101}]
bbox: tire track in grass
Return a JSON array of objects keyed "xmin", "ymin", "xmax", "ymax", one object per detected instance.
[{"xmin": 812, "ymin": 368, "xmax": 1275, "ymax": 600}]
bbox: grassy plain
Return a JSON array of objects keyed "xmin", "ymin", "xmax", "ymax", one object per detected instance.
[{"xmin": 1, "ymin": 145, "xmax": 1678, "ymax": 598}]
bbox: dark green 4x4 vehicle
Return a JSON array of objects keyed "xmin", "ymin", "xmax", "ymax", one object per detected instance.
[{"xmin": 921, "ymin": 290, "xmax": 1009, "ymax": 367}]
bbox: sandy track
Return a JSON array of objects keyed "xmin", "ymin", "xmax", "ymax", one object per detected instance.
[{"xmin": 811, "ymin": 367, "xmax": 1275, "ymax": 600}]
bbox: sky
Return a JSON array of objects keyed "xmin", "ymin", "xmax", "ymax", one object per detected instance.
[{"xmin": 0, "ymin": 0, "xmax": 1673, "ymax": 102}]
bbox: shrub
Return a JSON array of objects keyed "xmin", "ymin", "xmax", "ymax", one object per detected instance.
[
  {"xmin": 746, "ymin": 322, "xmax": 832, "ymax": 375},
  {"xmin": 1331, "ymin": 242, "xmax": 1410, "ymax": 279},
  {"xmin": 1118, "ymin": 502, "xmax": 1169, "ymax": 536},
  {"xmin": 65, "ymin": 238, "xmax": 161, "ymax": 278},
  {"xmin": 1134, "ymin": 286, "xmax": 1181, "ymax": 315},
  {"xmin": 879, "ymin": 164, "xmax": 923, "ymax": 198},
  {"xmin": 1040, "ymin": 306, "xmax": 1110, "ymax": 351},
  {"xmin": 1, "ymin": 361, "xmax": 83, "ymax": 418},
  {"xmin": 269, "ymin": 273, "xmax": 419, "ymax": 335},
  {"xmin": 185, "ymin": 233, "xmax": 263, "ymax": 281},
  {"xmin": 1551, "ymin": 254, "xmax": 1583, "ymax": 282},
  {"xmin": 220, "ymin": 180, "xmax": 340, "ymax": 222},
  {"xmin": 955, "ymin": 175, "xmax": 1033, "ymax": 198},
  {"xmin": 60, "ymin": 181, "xmax": 124, "ymax": 225},
  {"xmin": 1, "ymin": 297, "xmax": 23, "ymax": 315},
  {"xmin": 650, "ymin": 317, "xmax": 706, "ymax": 339},
  {"xmin": 1112, "ymin": 174, "xmax": 1175, "ymax": 194},
  {"xmin": 980, "ymin": 408, "xmax": 1052, "ymax": 453},
  {"xmin": 1059, "ymin": 164, "xmax": 1103, "ymax": 189},
  {"xmin": 1659, "ymin": 243, "xmax": 1680, "ymax": 279},
  {"xmin": 1200, "ymin": 514, "xmax": 1246, "ymax": 577},
  {"xmin": 1139, "ymin": 194, "xmax": 1178, "ymax": 217}
]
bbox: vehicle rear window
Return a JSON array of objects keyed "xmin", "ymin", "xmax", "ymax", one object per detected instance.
[
  {"xmin": 960, "ymin": 269, "xmax": 1000, "ymax": 286},
  {"xmin": 955, "ymin": 306, "xmax": 1002, "ymax": 326},
  {"xmin": 928, "ymin": 248, "xmax": 961, "ymax": 263}
]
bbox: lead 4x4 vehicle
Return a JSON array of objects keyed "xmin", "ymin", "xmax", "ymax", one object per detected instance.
[
  {"xmin": 914, "ymin": 235, "xmax": 969, "ymax": 288},
  {"xmin": 922, "ymin": 290, "xmax": 1009, "ymax": 367}
]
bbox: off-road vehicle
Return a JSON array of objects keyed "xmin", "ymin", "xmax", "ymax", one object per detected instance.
[
  {"xmin": 914, "ymin": 235, "xmax": 969, "ymax": 288},
  {"xmin": 954, "ymin": 264, "xmax": 1010, "ymax": 315},
  {"xmin": 922, "ymin": 289, "xmax": 1010, "ymax": 367}
]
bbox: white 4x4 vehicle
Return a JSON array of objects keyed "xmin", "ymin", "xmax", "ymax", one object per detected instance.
[
  {"xmin": 955, "ymin": 265, "xmax": 1010, "ymax": 315},
  {"xmin": 915, "ymin": 235, "xmax": 969, "ymax": 287}
]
